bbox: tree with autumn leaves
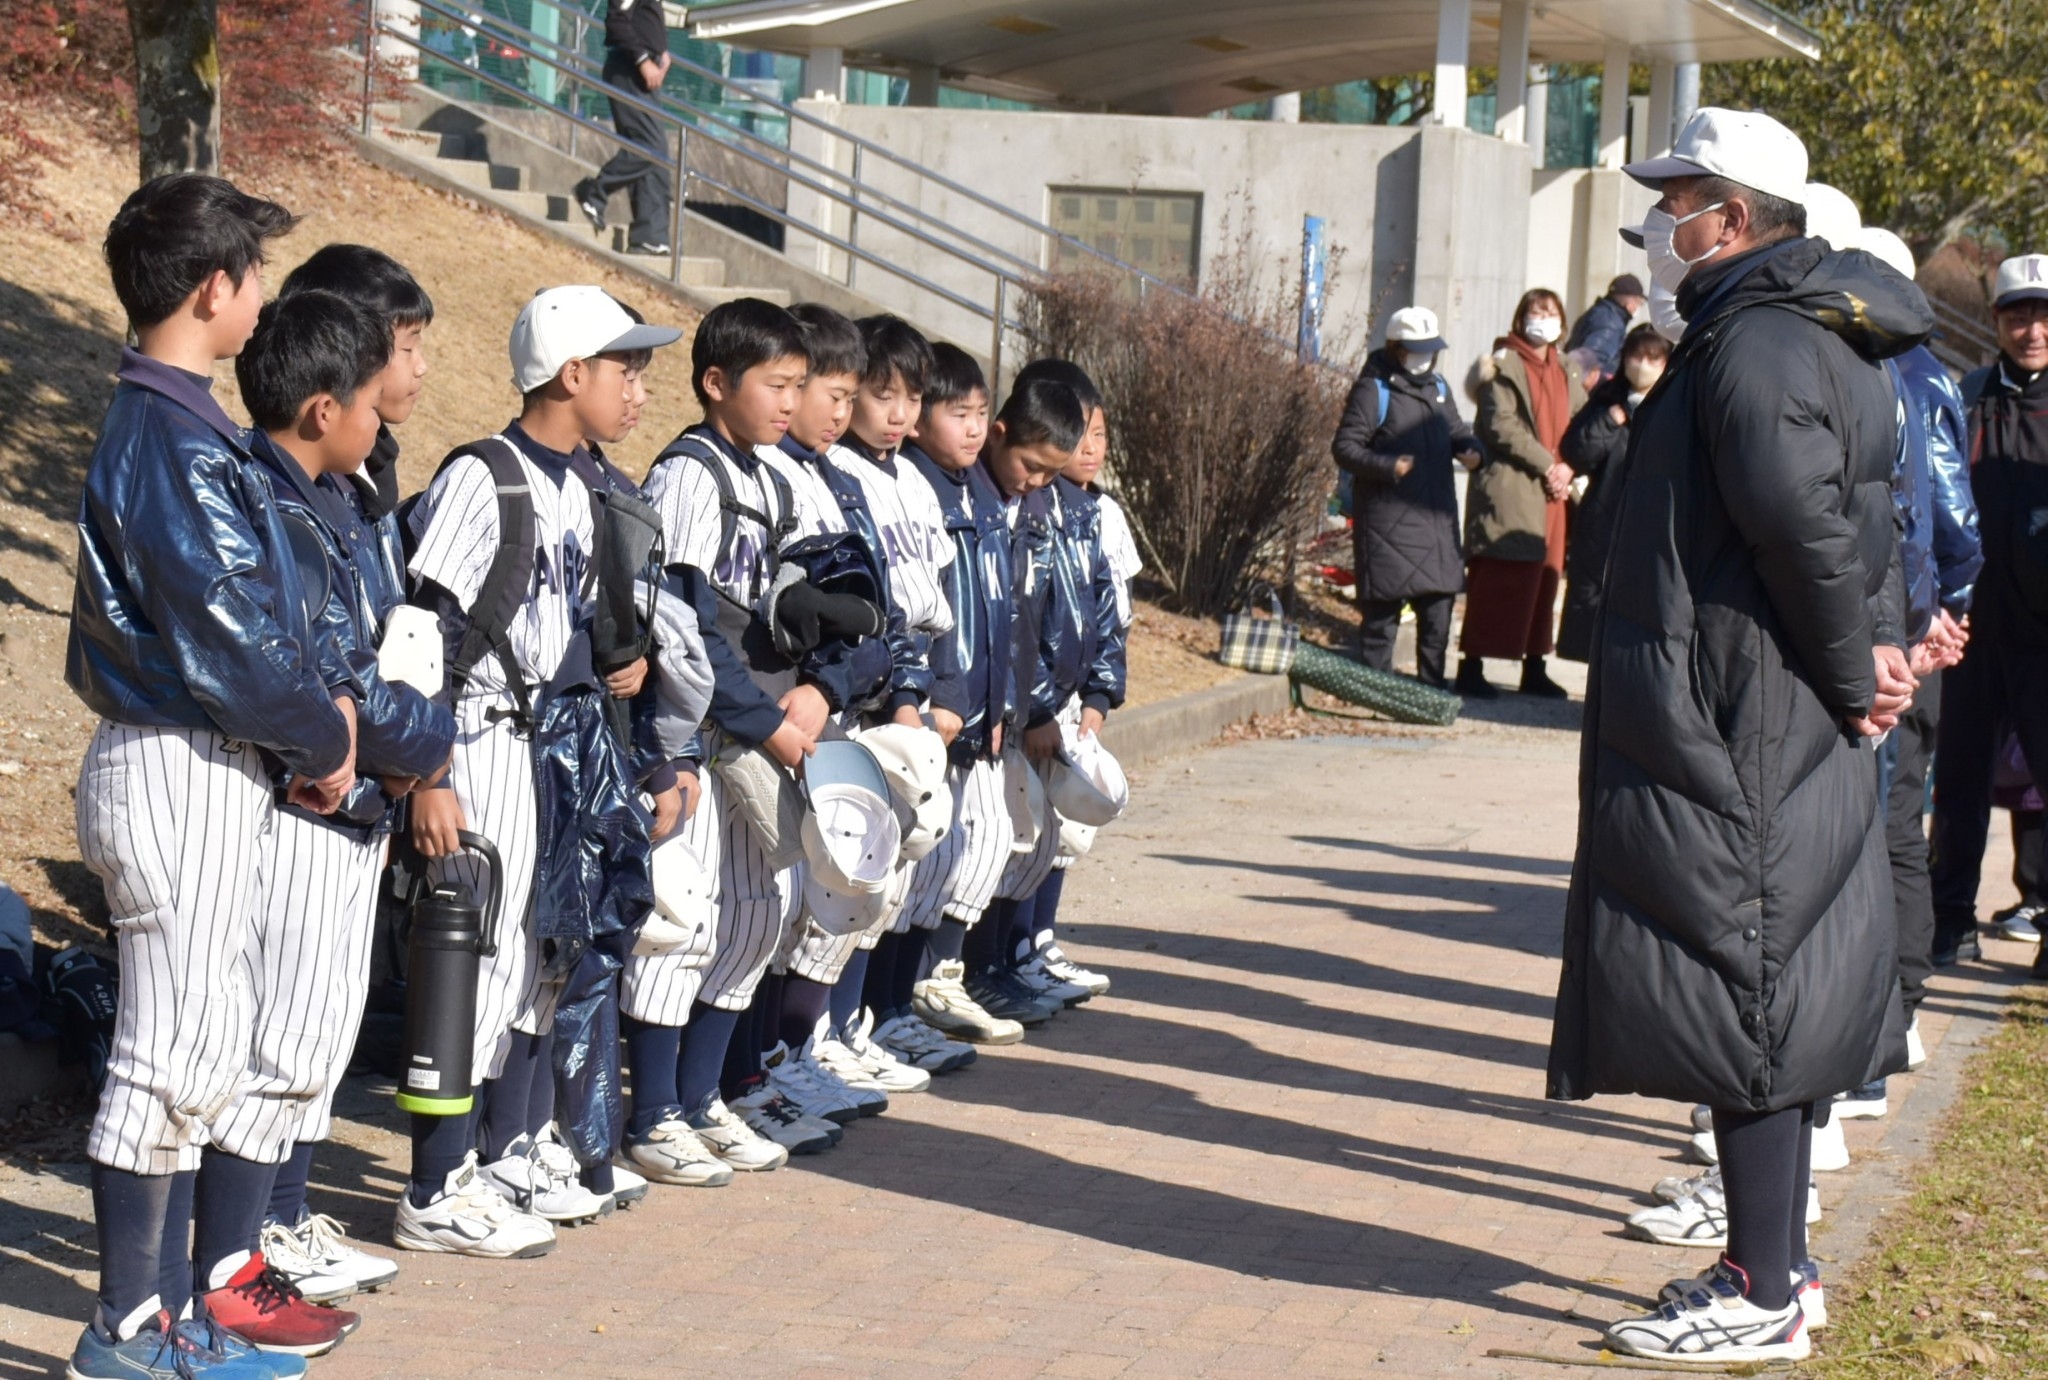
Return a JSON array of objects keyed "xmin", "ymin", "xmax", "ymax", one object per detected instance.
[{"xmin": 1709, "ymin": 0, "xmax": 2048, "ymax": 256}]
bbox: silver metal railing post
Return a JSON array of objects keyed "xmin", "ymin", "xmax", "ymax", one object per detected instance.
[
  {"xmin": 846, "ymin": 144, "xmax": 863, "ymax": 289},
  {"xmin": 669, "ymin": 123, "xmax": 688, "ymax": 283},
  {"xmin": 359, "ymin": 0, "xmax": 377, "ymax": 136}
]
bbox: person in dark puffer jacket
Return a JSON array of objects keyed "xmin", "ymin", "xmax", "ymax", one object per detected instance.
[
  {"xmin": 1552, "ymin": 109, "xmax": 1931, "ymax": 1368},
  {"xmin": 1330, "ymin": 306, "xmax": 1482, "ymax": 688}
]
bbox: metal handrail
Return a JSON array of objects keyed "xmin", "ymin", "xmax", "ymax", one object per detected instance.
[
  {"xmin": 517, "ymin": 0, "xmax": 1181, "ymax": 297},
  {"xmin": 367, "ymin": 0, "xmax": 1023, "ymax": 372},
  {"xmin": 445, "ymin": 0, "xmax": 1050, "ymax": 285}
]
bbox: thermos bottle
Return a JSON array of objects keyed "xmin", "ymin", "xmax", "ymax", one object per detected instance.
[{"xmin": 394, "ymin": 830, "xmax": 502, "ymax": 1116}]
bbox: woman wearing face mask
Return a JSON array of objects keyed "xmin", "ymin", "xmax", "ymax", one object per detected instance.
[
  {"xmin": 1556, "ymin": 325, "xmax": 1671, "ymax": 663},
  {"xmin": 1458, "ymin": 288, "xmax": 1586, "ymax": 699},
  {"xmin": 1330, "ymin": 306, "xmax": 1485, "ymax": 688}
]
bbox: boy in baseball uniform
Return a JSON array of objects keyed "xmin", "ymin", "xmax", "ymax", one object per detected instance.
[{"xmin": 68, "ymin": 174, "xmax": 353, "ymax": 1380}]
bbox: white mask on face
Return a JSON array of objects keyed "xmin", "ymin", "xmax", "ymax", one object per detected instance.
[
  {"xmin": 1641, "ymin": 201, "xmax": 1728, "ymax": 294},
  {"xmin": 1648, "ymin": 282, "xmax": 1688, "ymax": 343},
  {"xmin": 1522, "ymin": 314, "xmax": 1562, "ymax": 346},
  {"xmin": 1623, "ymin": 357, "xmax": 1665, "ymax": 391},
  {"xmin": 1398, "ymin": 348, "xmax": 1437, "ymax": 376}
]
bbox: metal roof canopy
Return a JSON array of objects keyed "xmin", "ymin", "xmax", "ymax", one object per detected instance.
[{"xmin": 686, "ymin": 0, "xmax": 1820, "ymax": 116}]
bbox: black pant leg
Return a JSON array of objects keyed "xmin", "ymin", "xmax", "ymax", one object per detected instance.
[
  {"xmin": 1998, "ymin": 647, "xmax": 2048, "ymax": 921},
  {"xmin": 1712, "ymin": 1104, "xmax": 1804, "ymax": 1310},
  {"xmin": 1889, "ymin": 673, "xmax": 1940, "ymax": 1014},
  {"xmin": 1357, "ymin": 599, "xmax": 1402, "ymax": 673},
  {"xmin": 1412, "ymin": 594, "xmax": 1455, "ymax": 686},
  {"xmin": 2016, "ymin": 811, "xmax": 2045, "ymax": 905},
  {"xmin": 1930, "ymin": 648, "xmax": 2004, "ymax": 935},
  {"xmin": 594, "ymin": 52, "xmax": 674, "ymax": 246}
]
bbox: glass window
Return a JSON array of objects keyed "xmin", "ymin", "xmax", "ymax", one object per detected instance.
[{"xmin": 1049, "ymin": 187, "xmax": 1202, "ymax": 292}]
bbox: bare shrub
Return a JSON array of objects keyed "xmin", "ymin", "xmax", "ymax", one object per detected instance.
[{"xmin": 1018, "ymin": 240, "xmax": 1346, "ymax": 620}]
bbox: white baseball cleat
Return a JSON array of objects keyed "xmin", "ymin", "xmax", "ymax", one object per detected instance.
[{"xmin": 393, "ymin": 1154, "xmax": 557, "ymax": 1258}]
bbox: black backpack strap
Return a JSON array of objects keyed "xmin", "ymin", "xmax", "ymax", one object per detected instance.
[
  {"xmin": 439, "ymin": 436, "xmax": 539, "ymax": 730},
  {"xmin": 657, "ymin": 435, "xmax": 801, "ymax": 604}
]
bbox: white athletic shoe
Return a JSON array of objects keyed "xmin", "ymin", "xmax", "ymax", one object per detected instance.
[
  {"xmin": 1626, "ymin": 1179, "xmax": 1727, "ymax": 1249},
  {"xmin": 1810, "ymin": 1114, "xmax": 1850, "ymax": 1172},
  {"xmin": 764, "ymin": 1040, "xmax": 864, "ymax": 1125},
  {"xmin": 1652, "ymin": 1166, "xmax": 1718, "ymax": 1205},
  {"xmin": 874, "ymin": 1012, "xmax": 975, "ymax": 1072},
  {"xmin": 1608, "ymin": 1259, "xmax": 1809, "ymax": 1366},
  {"xmin": 802, "ymin": 1023, "xmax": 891, "ymax": 1116},
  {"xmin": 1659, "ymin": 1263, "xmax": 1826, "ymax": 1332},
  {"xmin": 687, "ymin": 1097, "xmax": 790, "ymax": 1172},
  {"xmin": 914, "ymin": 959, "xmax": 1024, "ymax": 1045},
  {"xmin": 257, "ymin": 1219, "xmax": 360, "ymax": 1304},
  {"xmin": 1012, "ymin": 954, "xmax": 1091, "ymax": 1007},
  {"xmin": 1037, "ymin": 943, "xmax": 1110, "ymax": 997},
  {"xmin": 1689, "ymin": 1104, "xmax": 1714, "ymax": 1134},
  {"xmin": 730, "ymin": 1084, "xmax": 840, "ymax": 1154},
  {"xmin": 479, "ymin": 1133, "xmax": 613, "ymax": 1224},
  {"xmin": 607, "ymin": 1163, "xmax": 649, "ymax": 1210},
  {"xmin": 1687, "ymin": 1129, "xmax": 1719, "ymax": 1165},
  {"xmin": 290, "ymin": 1211, "xmax": 399, "ymax": 1294},
  {"xmin": 393, "ymin": 1153, "xmax": 557, "ymax": 1258},
  {"xmin": 621, "ymin": 1120, "xmax": 735, "ymax": 1187},
  {"xmin": 840, "ymin": 1010, "xmax": 932, "ymax": 1093},
  {"xmin": 1906, "ymin": 1014, "xmax": 1927, "ymax": 1070}
]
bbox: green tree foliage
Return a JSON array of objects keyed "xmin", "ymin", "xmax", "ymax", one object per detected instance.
[{"xmin": 1707, "ymin": 0, "xmax": 2048, "ymax": 251}]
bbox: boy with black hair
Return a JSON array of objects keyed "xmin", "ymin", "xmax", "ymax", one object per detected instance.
[
  {"xmin": 197, "ymin": 293, "xmax": 456, "ymax": 1354},
  {"xmin": 885, "ymin": 343, "xmax": 1020, "ymax": 1057},
  {"xmin": 257, "ymin": 245, "xmax": 441, "ymax": 1293},
  {"xmin": 396, "ymin": 285, "xmax": 681, "ymax": 1256},
  {"xmin": 69, "ymin": 173, "xmax": 349, "ymax": 1380},
  {"xmin": 910, "ymin": 374, "xmax": 1086, "ymax": 1043},
  {"xmin": 627, "ymin": 297, "xmax": 838, "ymax": 1185}
]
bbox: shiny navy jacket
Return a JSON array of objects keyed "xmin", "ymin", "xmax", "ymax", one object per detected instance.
[
  {"xmin": 1895, "ymin": 345, "xmax": 1981, "ymax": 619},
  {"xmin": 1000, "ymin": 478, "xmax": 1060, "ymax": 729},
  {"xmin": 907, "ymin": 444, "xmax": 1013, "ymax": 764},
  {"xmin": 249, "ymin": 432, "xmax": 454, "ymax": 833},
  {"xmin": 780, "ymin": 434, "xmax": 930, "ymax": 717},
  {"xmin": 1047, "ymin": 477, "xmax": 1128, "ymax": 719},
  {"xmin": 66, "ymin": 350, "xmax": 353, "ymax": 779}
]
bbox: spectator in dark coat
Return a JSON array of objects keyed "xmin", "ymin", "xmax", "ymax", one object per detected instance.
[
  {"xmin": 572, "ymin": 0, "xmax": 675, "ymax": 255},
  {"xmin": 1331, "ymin": 306, "xmax": 1482, "ymax": 687},
  {"xmin": 1555, "ymin": 324, "xmax": 1670, "ymax": 662},
  {"xmin": 1563, "ymin": 274, "xmax": 1646, "ymax": 380}
]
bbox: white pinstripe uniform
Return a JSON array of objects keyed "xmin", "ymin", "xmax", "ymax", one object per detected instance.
[
  {"xmin": 1048, "ymin": 490, "xmax": 1141, "ymax": 877},
  {"xmin": 407, "ymin": 434, "xmax": 598, "ymax": 1082},
  {"xmin": 620, "ymin": 766, "xmax": 724, "ymax": 1024},
  {"xmin": 896, "ymin": 754, "xmax": 1009, "ymax": 932},
  {"xmin": 827, "ymin": 444, "xmax": 955, "ymax": 639},
  {"xmin": 645, "ymin": 439, "xmax": 800, "ymax": 1012},
  {"xmin": 207, "ymin": 813, "xmax": 385, "ymax": 1160},
  {"xmin": 79, "ymin": 725, "xmax": 275, "ymax": 1176}
]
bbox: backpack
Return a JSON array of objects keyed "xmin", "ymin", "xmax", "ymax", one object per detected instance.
[
  {"xmin": 654, "ymin": 433, "xmax": 800, "ymax": 612},
  {"xmin": 1337, "ymin": 374, "xmax": 1448, "ymax": 517}
]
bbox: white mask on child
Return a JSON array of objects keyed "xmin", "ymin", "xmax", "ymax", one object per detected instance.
[
  {"xmin": 1398, "ymin": 348, "xmax": 1437, "ymax": 377},
  {"xmin": 1623, "ymin": 358, "xmax": 1665, "ymax": 392}
]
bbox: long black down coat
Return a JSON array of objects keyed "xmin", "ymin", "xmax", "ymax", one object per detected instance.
[
  {"xmin": 1547, "ymin": 237, "xmax": 1931, "ymax": 1113},
  {"xmin": 1555, "ymin": 375, "xmax": 1635, "ymax": 663},
  {"xmin": 1330, "ymin": 348, "xmax": 1476, "ymax": 601}
]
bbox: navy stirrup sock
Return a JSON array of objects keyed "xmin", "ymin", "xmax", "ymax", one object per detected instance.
[
  {"xmin": 830, "ymin": 950, "xmax": 872, "ymax": 1033},
  {"xmin": 407, "ymin": 1105, "xmax": 479, "ymax": 1208},
  {"xmin": 678, "ymin": 1001, "xmax": 742, "ymax": 1110},
  {"xmin": 779, "ymin": 975, "xmax": 833, "ymax": 1050},
  {"xmin": 265, "ymin": 1142, "xmax": 316, "ymax": 1226},
  {"xmin": 191, "ymin": 1148, "xmax": 280, "ymax": 1294},
  {"xmin": 624, "ymin": 1015, "xmax": 684, "ymax": 1138},
  {"xmin": 92, "ymin": 1164, "xmax": 179, "ymax": 1334}
]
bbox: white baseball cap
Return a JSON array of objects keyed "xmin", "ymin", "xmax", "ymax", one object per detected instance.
[
  {"xmin": 801, "ymin": 866, "xmax": 891, "ymax": 937},
  {"xmin": 1045, "ymin": 726, "xmax": 1128, "ymax": 829},
  {"xmin": 509, "ymin": 285, "xmax": 682, "ymax": 393},
  {"xmin": 1801, "ymin": 183, "xmax": 1861, "ymax": 251},
  {"xmin": 1855, "ymin": 227, "xmax": 1917, "ymax": 281},
  {"xmin": 1003, "ymin": 744, "xmax": 1047, "ymax": 854},
  {"xmin": 852, "ymin": 723, "xmax": 952, "ymax": 862},
  {"xmin": 1623, "ymin": 107, "xmax": 1809, "ymax": 207},
  {"xmin": 638, "ymin": 827, "xmax": 718, "ymax": 959},
  {"xmin": 1386, "ymin": 306, "xmax": 1448, "ymax": 354},
  {"xmin": 1995, "ymin": 254, "xmax": 2048, "ymax": 308},
  {"xmin": 799, "ymin": 740, "xmax": 901, "ymax": 895}
]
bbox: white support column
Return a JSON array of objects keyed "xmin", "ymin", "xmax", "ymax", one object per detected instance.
[
  {"xmin": 1430, "ymin": 0, "xmax": 1470, "ymax": 128},
  {"xmin": 1525, "ymin": 62, "xmax": 1549, "ymax": 165},
  {"xmin": 1268, "ymin": 91, "xmax": 1301, "ymax": 122},
  {"xmin": 1597, "ymin": 41, "xmax": 1631, "ymax": 169},
  {"xmin": 1674, "ymin": 62, "xmax": 1701, "ymax": 136},
  {"xmin": 1646, "ymin": 59, "xmax": 1676, "ymax": 158},
  {"xmin": 376, "ymin": 0, "xmax": 420, "ymax": 81},
  {"xmin": 805, "ymin": 46, "xmax": 845, "ymax": 101},
  {"xmin": 1494, "ymin": 0, "xmax": 1530, "ymax": 143}
]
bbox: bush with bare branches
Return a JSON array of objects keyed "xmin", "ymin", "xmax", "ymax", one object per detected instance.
[{"xmin": 1019, "ymin": 251, "xmax": 1346, "ymax": 619}]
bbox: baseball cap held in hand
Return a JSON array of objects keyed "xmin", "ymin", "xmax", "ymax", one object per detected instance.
[
  {"xmin": 1623, "ymin": 107, "xmax": 1808, "ymax": 206},
  {"xmin": 510, "ymin": 285, "xmax": 681, "ymax": 393}
]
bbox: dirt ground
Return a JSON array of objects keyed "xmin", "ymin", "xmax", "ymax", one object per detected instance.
[{"xmin": 0, "ymin": 108, "xmax": 1234, "ymax": 951}]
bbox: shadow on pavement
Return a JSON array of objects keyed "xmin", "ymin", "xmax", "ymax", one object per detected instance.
[{"xmin": 1291, "ymin": 836, "xmax": 1574, "ymax": 880}]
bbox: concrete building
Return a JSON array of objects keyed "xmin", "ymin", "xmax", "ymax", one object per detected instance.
[{"xmin": 689, "ymin": 0, "xmax": 1818, "ymax": 376}]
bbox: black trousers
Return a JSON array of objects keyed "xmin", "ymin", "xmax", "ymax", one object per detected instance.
[
  {"xmin": 1930, "ymin": 638, "xmax": 2048, "ymax": 940},
  {"xmin": 2015, "ymin": 811, "xmax": 2045, "ymax": 907},
  {"xmin": 1358, "ymin": 593, "xmax": 1454, "ymax": 686},
  {"xmin": 1885, "ymin": 674, "xmax": 1940, "ymax": 1014},
  {"xmin": 592, "ymin": 50, "xmax": 674, "ymax": 248}
]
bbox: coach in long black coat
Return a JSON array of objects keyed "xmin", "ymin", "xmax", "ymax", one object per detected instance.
[{"xmin": 1548, "ymin": 236, "xmax": 1930, "ymax": 1114}]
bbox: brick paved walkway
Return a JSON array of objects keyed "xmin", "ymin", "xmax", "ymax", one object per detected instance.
[{"xmin": 0, "ymin": 722, "xmax": 2019, "ymax": 1378}]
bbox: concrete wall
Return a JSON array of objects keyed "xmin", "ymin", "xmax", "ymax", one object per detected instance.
[
  {"xmin": 1527, "ymin": 168, "xmax": 1657, "ymax": 323},
  {"xmin": 790, "ymin": 102, "xmax": 1427, "ymax": 370},
  {"xmin": 1413, "ymin": 127, "xmax": 1537, "ymax": 391}
]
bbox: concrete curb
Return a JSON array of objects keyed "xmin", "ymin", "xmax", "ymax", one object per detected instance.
[
  {"xmin": 0, "ymin": 1031, "xmax": 76, "ymax": 1117},
  {"xmin": 1098, "ymin": 673, "xmax": 1293, "ymax": 771}
]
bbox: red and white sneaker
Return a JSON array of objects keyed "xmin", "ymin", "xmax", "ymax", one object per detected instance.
[{"xmin": 200, "ymin": 1252, "xmax": 360, "ymax": 1357}]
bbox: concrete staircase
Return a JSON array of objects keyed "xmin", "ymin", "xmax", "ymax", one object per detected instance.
[{"xmin": 356, "ymin": 90, "xmax": 892, "ymax": 320}]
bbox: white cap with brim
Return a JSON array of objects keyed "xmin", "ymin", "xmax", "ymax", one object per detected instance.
[
  {"xmin": 1385, "ymin": 305, "xmax": 1449, "ymax": 355},
  {"xmin": 799, "ymin": 740, "xmax": 901, "ymax": 895},
  {"xmin": 1003, "ymin": 744, "xmax": 1047, "ymax": 854},
  {"xmin": 851, "ymin": 723, "xmax": 953, "ymax": 862},
  {"xmin": 1802, "ymin": 183, "xmax": 1862, "ymax": 251},
  {"xmin": 1045, "ymin": 725, "xmax": 1128, "ymax": 829},
  {"xmin": 1855, "ymin": 227, "xmax": 1917, "ymax": 281},
  {"xmin": 639, "ymin": 827, "xmax": 718, "ymax": 959},
  {"xmin": 802, "ymin": 867, "xmax": 891, "ymax": 937},
  {"xmin": 510, "ymin": 284, "xmax": 682, "ymax": 393},
  {"xmin": 1622, "ymin": 107, "xmax": 1809, "ymax": 207},
  {"xmin": 1995, "ymin": 254, "xmax": 2048, "ymax": 308}
]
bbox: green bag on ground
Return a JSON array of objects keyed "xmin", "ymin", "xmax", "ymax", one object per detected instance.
[{"xmin": 1288, "ymin": 643, "xmax": 1462, "ymax": 727}]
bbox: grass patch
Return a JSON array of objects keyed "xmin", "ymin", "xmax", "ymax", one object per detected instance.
[{"xmin": 1807, "ymin": 990, "xmax": 2048, "ymax": 1376}]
